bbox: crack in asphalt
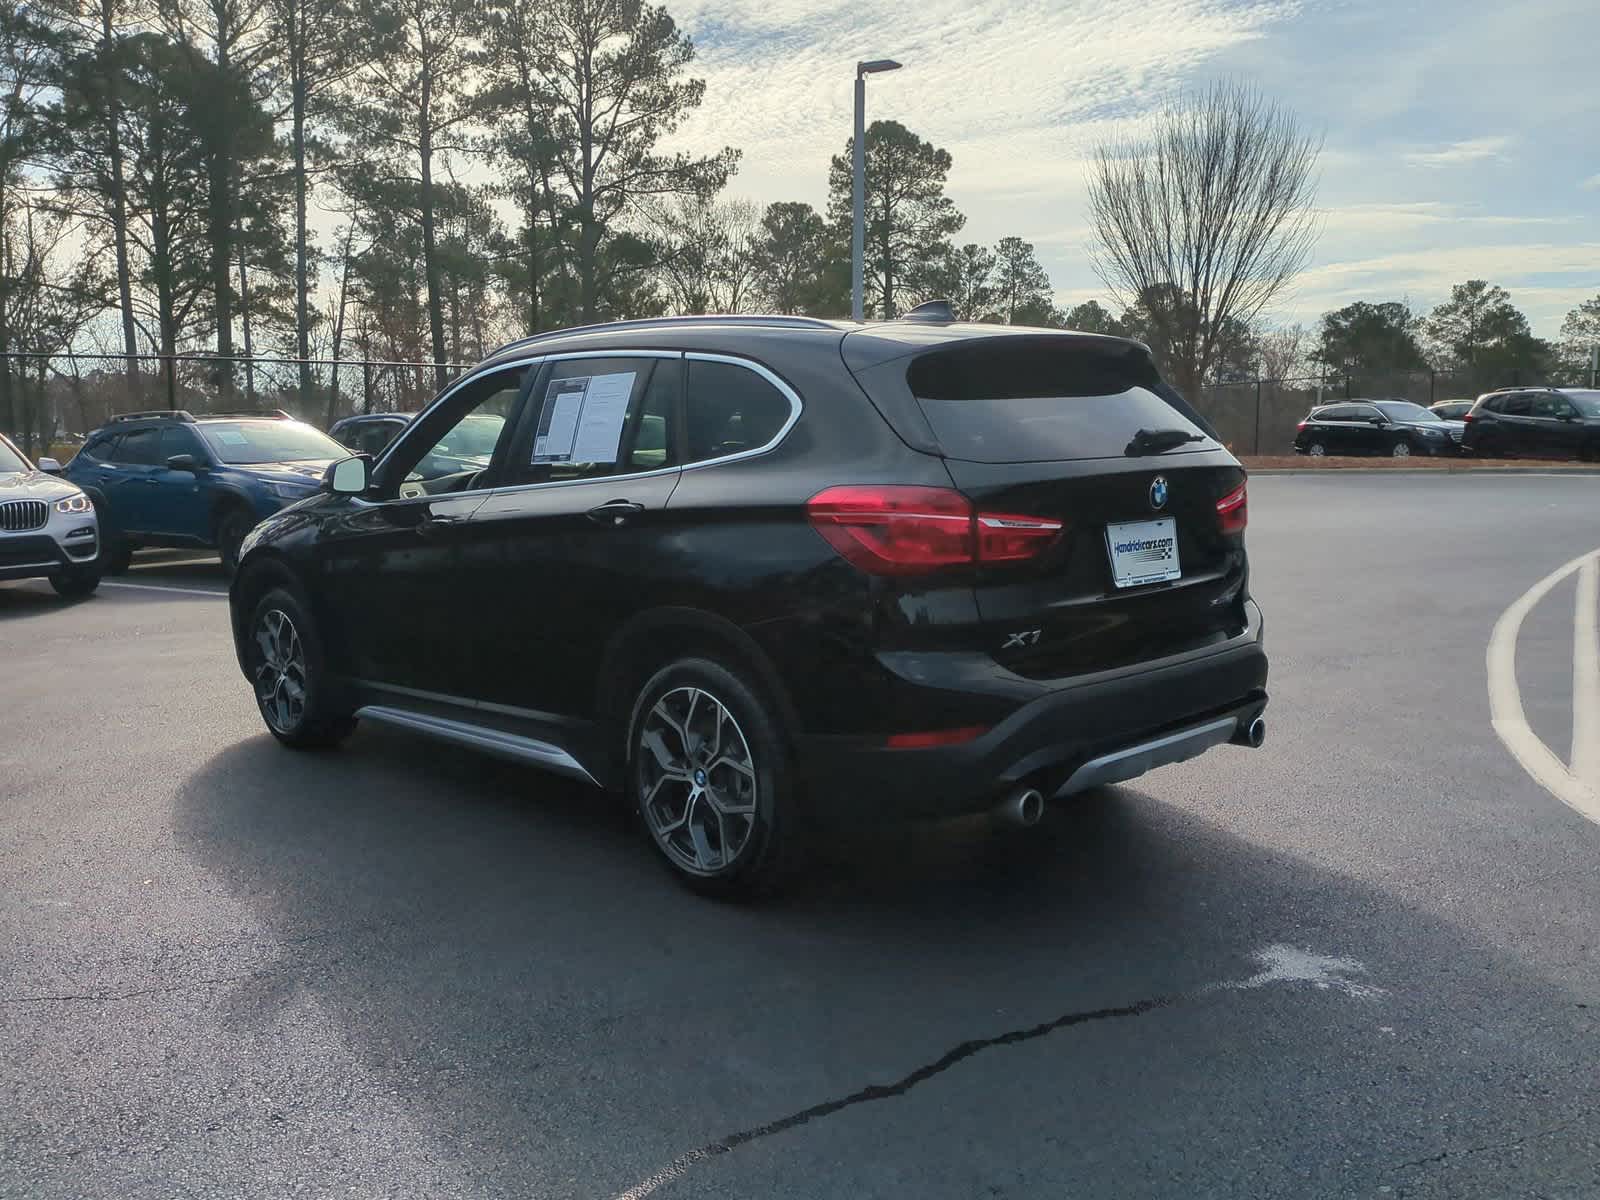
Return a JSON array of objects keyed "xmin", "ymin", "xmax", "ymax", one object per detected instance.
[
  {"xmin": 1390, "ymin": 1118, "xmax": 1586, "ymax": 1174},
  {"xmin": 611, "ymin": 994, "xmax": 1178, "ymax": 1200},
  {"xmin": 611, "ymin": 944, "xmax": 1382, "ymax": 1200},
  {"xmin": 2, "ymin": 968, "xmax": 280, "ymax": 1005}
]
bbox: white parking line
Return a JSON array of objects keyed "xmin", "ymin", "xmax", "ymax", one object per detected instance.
[
  {"xmin": 1486, "ymin": 547, "xmax": 1600, "ymax": 825},
  {"xmin": 100, "ymin": 580, "xmax": 227, "ymax": 598},
  {"xmin": 1573, "ymin": 557, "xmax": 1600, "ymax": 790}
]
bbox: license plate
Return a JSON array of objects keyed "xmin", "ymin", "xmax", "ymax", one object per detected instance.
[{"xmin": 1105, "ymin": 518, "xmax": 1180, "ymax": 588}]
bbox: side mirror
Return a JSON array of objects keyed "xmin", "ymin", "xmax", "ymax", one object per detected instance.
[
  {"xmin": 324, "ymin": 454, "xmax": 371, "ymax": 496},
  {"xmin": 37, "ymin": 456, "xmax": 62, "ymax": 474},
  {"xmin": 165, "ymin": 453, "xmax": 201, "ymax": 471}
]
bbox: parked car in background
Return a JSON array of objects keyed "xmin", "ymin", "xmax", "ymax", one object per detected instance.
[
  {"xmin": 62, "ymin": 410, "xmax": 348, "ymax": 574},
  {"xmin": 0, "ymin": 432, "xmax": 101, "ymax": 598},
  {"xmin": 1293, "ymin": 399, "xmax": 1462, "ymax": 457},
  {"xmin": 329, "ymin": 412, "xmax": 414, "ymax": 457},
  {"xmin": 229, "ymin": 312, "xmax": 1268, "ymax": 896},
  {"xmin": 1429, "ymin": 399, "xmax": 1474, "ymax": 421},
  {"xmin": 1461, "ymin": 388, "xmax": 1600, "ymax": 461}
]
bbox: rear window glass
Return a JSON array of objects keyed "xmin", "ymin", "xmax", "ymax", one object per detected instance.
[{"xmin": 906, "ymin": 342, "xmax": 1212, "ymax": 463}]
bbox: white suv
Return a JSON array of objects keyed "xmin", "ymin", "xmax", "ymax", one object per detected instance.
[{"xmin": 0, "ymin": 434, "xmax": 102, "ymax": 598}]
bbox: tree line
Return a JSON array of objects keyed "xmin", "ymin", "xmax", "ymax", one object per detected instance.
[{"xmin": 2, "ymin": 4, "xmax": 1595, "ymax": 448}]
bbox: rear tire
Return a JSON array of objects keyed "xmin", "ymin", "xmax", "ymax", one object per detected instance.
[
  {"xmin": 627, "ymin": 656, "xmax": 801, "ymax": 898},
  {"xmin": 218, "ymin": 508, "xmax": 256, "ymax": 577},
  {"xmin": 1307, "ymin": 442, "xmax": 1326, "ymax": 457},
  {"xmin": 49, "ymin": 570, "xmax": 100, "ymax": 599},
  {"xmin": 244, "ymin": 585, "xmax": 356, "ymax": 749},
  {"xmin": 101, "ymin": 535, "xmax": 133, "ymax": 575}
]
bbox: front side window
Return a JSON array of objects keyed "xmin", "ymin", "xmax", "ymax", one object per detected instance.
[
  {"xmin": 385, "ymin": 366, "xmax": 528, "ymax": 498},
  {"xmin": 684, "ymin": 359, "xmax": 792, "ymax": 464},
  {"xmin": 1530, "ymin": 393, "xmax": 1573, "ymax": 420},
  {"xmin": 199, "ymin": 420, "xmax": 344, "ymax": 464},
  {"xmin": 113, "ymin": 428, "xmax": 162, "ymax": 465},
  {"xmin": 160, "ymin": 425, "xmax": 206, "ymax": 462},
  {"xmin": 1566, "ymin": 391, "xmax": 1600, "ymax": 418}
]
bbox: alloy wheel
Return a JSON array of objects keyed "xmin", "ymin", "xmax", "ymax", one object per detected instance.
[
  {"xmin": 637, "ymin": 686, "xmax": 758, "ymax": 876},
  {"xmin": 1309, "ymin": 443, "xmax": 1326, "ymax": 456},
  {"xmin": 1391, "ymin": 442, "xmax": 1411, "ymax": 458},
  {"xmin": 253, "ymin": 608, "xmax": 308, "ymax": 734}
]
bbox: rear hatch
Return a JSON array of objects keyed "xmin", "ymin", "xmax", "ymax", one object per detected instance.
[{"xmin": 848, "ymin": 333, "xmax": 1251, "ymax": 678}]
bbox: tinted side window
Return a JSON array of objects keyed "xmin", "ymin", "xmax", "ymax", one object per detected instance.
[
  {"xmin": 113, "ymin": 428, "xmax": 161, "ymax": 465},
  {"xmin": 1501, "ymin": 393, "xmax": 1532, "ymax": 416},
  {"xmin": 355, "ymin": 421, "xmax": 401, "ymax": 457},
  {"xmin": 1314, "ymin": 407, "xmax": 1347, "ymax": 422},
  {"xmin": 519, "ymin": 357, "xmax": 674, "ymax": 484},
  {"xmin": 684, "ymin": 359, "xmax": 792, "ymax": 464},
  {"xmin": 160, "ymin": 426, "xmax": 205, "ymax": 461},
  {"xmin": 81, "ymin": 432, "xmax": 119, "ymax": 462},
  {"xmin": 1531, "ymin": 394, "xmax": 1571, "ymax": 419}
]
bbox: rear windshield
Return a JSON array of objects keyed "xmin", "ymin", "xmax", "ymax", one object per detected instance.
[{"xmin": 906, "ymin": 341, "xmax": 1213, "ymax": 463}]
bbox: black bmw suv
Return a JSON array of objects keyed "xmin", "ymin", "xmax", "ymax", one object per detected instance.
[{"xmin": 229, "ymin": 312, "xmax": 1268, "ymax": 894}]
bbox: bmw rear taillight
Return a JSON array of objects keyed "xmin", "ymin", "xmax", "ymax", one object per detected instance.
[
  {"xmin": 1461, "ymin": 412, "xmax": 1475, "ymax": 424},
  {"xmin": 1296, "ymin": 421, "xmax": 1307, "ymax": 432},
  {"xmin": 806, "ymin": 485, "xmax": 1062, "ymax": 575},
  {"xmin": 1216, "ymin": 480, "xmax": 1248, "ymax": 535}
]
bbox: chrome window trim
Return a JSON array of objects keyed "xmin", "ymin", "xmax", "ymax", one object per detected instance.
[{"xmin": 351, "ymin": 347, "xmax": 803, "ymax": 505}]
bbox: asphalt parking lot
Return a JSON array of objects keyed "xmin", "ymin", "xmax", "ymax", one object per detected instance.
[{"xmin": 3, "ymin": 474, "xmax": 1598, "ymax": 1199}]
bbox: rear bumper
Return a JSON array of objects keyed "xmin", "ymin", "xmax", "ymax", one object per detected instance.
[{"xmin": 799, "ymin": 602, "xmax": 1268, "ymax": 820}]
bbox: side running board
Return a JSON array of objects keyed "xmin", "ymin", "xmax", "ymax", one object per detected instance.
[{"xmin": 353, "ymin": 705, "xmax": 600, "ymax": 787}]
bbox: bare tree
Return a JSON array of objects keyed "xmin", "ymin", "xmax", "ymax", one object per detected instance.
[
  {"xmin": 651, "ymin": 193, "xmax": 760, "ymax": 315},
  {"xmin": 1088, "ymin": 79, "xmax": 1319, "ymax": 400},
  {"xmin": 1257, "ymin": 322, "xmax": 1309, "ymax": 381}
]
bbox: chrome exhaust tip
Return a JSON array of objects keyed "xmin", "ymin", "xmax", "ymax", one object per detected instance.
[
  {"xmin": 994, "ymin": 787, "xmax": 1045, "ymax": 828},
  {"xmin": 1232, "ymin": 716, "xmax": 1266, "ymax": 748}
]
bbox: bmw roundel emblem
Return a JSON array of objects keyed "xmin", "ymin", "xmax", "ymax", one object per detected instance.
[{"xmin": 1149, "ymin": 476, "xmax": 1169, "ymax": 510}]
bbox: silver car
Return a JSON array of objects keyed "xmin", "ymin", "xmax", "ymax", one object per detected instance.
[{"xmin": 0, "ymin": 434, "xmax": 102, "ymax": 598}]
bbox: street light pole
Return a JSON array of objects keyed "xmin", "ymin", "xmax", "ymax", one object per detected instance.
[{"xmin": 852, "ymin": 58, "xmax": 901, "ymax": 323}]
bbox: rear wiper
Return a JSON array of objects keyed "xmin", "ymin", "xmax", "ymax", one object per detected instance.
[{"xmin": 1125, "ymin": 427, "xmax": 1207, "ymax": 456}]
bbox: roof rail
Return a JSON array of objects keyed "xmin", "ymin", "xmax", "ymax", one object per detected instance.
[
  {"xmin": 109, "ymin": 409, "xmax": 196, "ymax": 423},
  {"xmin": 201, "ymin": 409, "xmax": 294, "ymax": 420},
  {"xmin": 490, "ymin": 313, "xmax": 841, "ymax": 357}
]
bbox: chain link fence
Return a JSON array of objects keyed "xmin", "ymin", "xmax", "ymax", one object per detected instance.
[
  {"xmin": 6, "ymin": 350, "xmax": 1595, "ymax": 461},
  {"xmin": 0, "ymin": 352, "xmax": 469, "ymax": 457},
  {"xmin": 1197, "ymin": 365, "xmax": 1598, "ymax": 455}
]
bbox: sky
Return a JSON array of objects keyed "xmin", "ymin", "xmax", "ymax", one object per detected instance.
[{"xmin": 661, "ymin": 0, "xmax": 1599, "ymax": 339}]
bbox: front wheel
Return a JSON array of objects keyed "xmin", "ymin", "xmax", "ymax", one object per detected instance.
[
  {"xmin": 218, "ymin": 509, "xmax": 256, "ymax": 577},
  {"xmin": 245, "ymin": 586, "xmax": 355, "ymax": 749},
  {"xmin": 628, "ymin": 657, "xmax": 800, "ymax": 897},
  {"xmin": 1390, "ymin": 441, "xmax": 1412, "ymax": 458},
  {"xmin": 49, "ymin": 570, "xmax": 100, "ymax": 599}
]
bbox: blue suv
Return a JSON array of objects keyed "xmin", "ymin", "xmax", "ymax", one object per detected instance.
[{"xmin": 63, "ymin": 410, "xmax": 347, "ymax": 574}]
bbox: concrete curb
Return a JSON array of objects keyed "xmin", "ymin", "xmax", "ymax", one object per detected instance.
[{"xmin": 1248, "ymin": 467, "xmax": 1600, "ymax": 477}]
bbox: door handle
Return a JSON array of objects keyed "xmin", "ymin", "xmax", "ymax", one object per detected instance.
[{"xmin": 587, "ymin": 499, "xmax": 645, "ymax": 526}]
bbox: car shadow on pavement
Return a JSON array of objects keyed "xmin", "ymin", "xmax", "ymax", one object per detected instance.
[{"xmin": 168, "ymin": 727, "xmax": 1599, "ymax": 1200}]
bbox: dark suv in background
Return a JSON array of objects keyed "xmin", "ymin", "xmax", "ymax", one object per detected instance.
[
  {"xmin": 63, "ymin": 410, "xmax": 348, "ymax": 573},
  {"xmin": 1293, "ymin": 399, "xmax": 1461, "ymax": 457},
  {"xmin": 1460, "ymin": 388, "xmax": 1600, "ymax": 460},
  {"xmin": 229, "ymin": 312, "xmax": 1269, "ymax": 895}
]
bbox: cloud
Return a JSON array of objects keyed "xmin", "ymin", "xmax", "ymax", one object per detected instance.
[
  {"xmin": 1319, "ymin": 202, "xmax": 1577, "ymax": 236},
  {"xmin": 1401, "ymin": 136, "xmax": 1512, "ymax": 168},
  {"xmin": 1582, "ymin": 174, "xmax": 1600, "ymax": 192}
]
